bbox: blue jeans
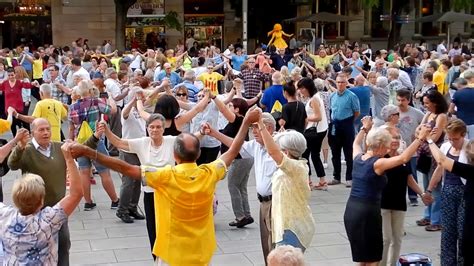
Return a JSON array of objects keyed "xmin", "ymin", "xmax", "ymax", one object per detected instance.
[
  {"xmin": 422, "ymin": 171, "xmax": 441, "ymax": 225},
  {"xmin": 275, "ymin": 230, "xmax": 306, "ymax": 252},
  {"xmin": 408, "ymin": 157, "xmax": 419, "ymax": 200},
  {"xmin": 76, "ymin": 139, "xmax": 109, "ymax": 173}
]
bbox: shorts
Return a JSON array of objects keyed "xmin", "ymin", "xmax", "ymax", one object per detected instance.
[{"xmin": 76, "ymin": 139, "xmax": 109, "ymax": 173}]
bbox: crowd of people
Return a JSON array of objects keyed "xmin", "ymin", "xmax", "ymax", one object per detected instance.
[{"xmin": 0, "ymin": 35, "xmax": 471, "ymax": 265}]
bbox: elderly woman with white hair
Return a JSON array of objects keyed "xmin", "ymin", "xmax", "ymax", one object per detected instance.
[
  {"xmin": 344, "ymin": 116, "xmax": 431, "ymax": 265},
  {"xmin": 370, "ymin": 76, "xmax": 389, "ymax": 124},
  {"xmin": 257, "ymin": 114, "xmax": 316, "ymax": 252}
]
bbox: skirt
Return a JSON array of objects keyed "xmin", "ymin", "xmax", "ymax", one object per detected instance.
[{"xmin": 344, "ymin": 196, "xmax": 383, "ymax": 262}]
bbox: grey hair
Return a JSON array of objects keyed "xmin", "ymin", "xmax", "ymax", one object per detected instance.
[
  {"xmin": 77, "ymin": 80, "xmax": 93, "ymax": 97},
  {"xmin": 376, "ymin": 76, "xmax": 388, "ymax": 87},
  {"xmin": 380, "ymin": 104, "xmax": 399, "ymax": 122},
  {"xmin": 387, "ymin": 68, "xmax": 399, "ymax": 79},
  {"xmin": 146, "ymin": 113, "xmax": 166, "ymax": 127},
  {"xmin": 313, "ymin": 78, "xmax": 325, "ymax": 91},
  {"xmin": 366, "ymin": 126, "xmax": 392, "ymax": 151},
  {"xmin": 105, "ymin": 67, "xmax": 117, "ymax": 79},
  {"xmin": 271, "ymin": 71, "xmax": 283, "ymax": 85},
  {"xmin": 267, "ymin": 245, "xmax": 305, "ymax": 266},
  {"xmin": 290, "ymin": 67, "xmax": 302, "ymax": 77},
  {"xmin": 261, "ymin": 112, "xmax": 276, "ymax": 131},
  {"xmin": 173, "ymin": 133, "xmax": 201, "ymax": 162},
  {"xmin": 183, "ymin": 70, "xmax": 195, "ymax": 81},
  {"xmin": 39, "ymin": 83, "xmax": 52, "ymax": 96},
  {"xmin": 464, "ymin": 70, "xmax": 474, "ymax": 80},
  {"xmin": 274, "ymin": 130, "xmax": 307, "ymax": 159}
]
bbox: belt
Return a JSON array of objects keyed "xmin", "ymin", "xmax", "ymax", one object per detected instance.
[{"xmin": 257, "ymin": 193, "xmax": 272, "ymax": 202}]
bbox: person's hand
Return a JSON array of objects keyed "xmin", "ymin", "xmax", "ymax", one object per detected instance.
[
  {"xmin": 15, "ymin": 128, "xmax": 30, "ymax": 149},
  {"xmin": 430, "ymin": 126, "xmax": 439, "ymax": 137},
  {"xmin": 244, "ymin": 107, "xmax": 262, "ymax": 124},
  {"xmin": 68, "ymin": 142, "xmax": 91, "ymax": 158},
  {"xmin": 135, "ymin": 90, "xmax": 145, "ymax": 101},
  {"xmin": 7, "ymin": 106, "xmax": 17, "ymax": 117},
  {"xmin": 421, "ymin": 192, "xmax": 434, "ymax": 206},
  {"xmin": 200, "ymin": 122, "xmax": 212, "ymax": 135},
  {"xmin": 60, "ymin": 140, "xmax": 74, "ymax": 159},
  {"xmin": 95, "ymin": 119, "xmax": 107, "ymax": 138},
  {"xmin": 24, "ymin": 101, "xmax": 30, "ymax": 107},
  {"xmin": 31, "ymin": 80, "xmax": 40, "ymax": 87},
  {"xmin": 418, "ymin": 124, "xmax": 432, "ymax": 140},
  {"xmin": 361, "ymin": 116, "xmax": 373, "ymax": 131}
]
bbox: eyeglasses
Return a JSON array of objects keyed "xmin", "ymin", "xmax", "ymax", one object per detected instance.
[
  {"xmin": 176, "ymin": 93, "xmax": 187, "ymax": 97},
  {"xmin": 391, "ymin": 113, "xmax": 400, "ymax": 116}
]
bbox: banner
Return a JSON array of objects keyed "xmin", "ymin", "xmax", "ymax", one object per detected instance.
[{"xmin": 127, "ymin": 0, "xmax": 164, "ymax": 17}]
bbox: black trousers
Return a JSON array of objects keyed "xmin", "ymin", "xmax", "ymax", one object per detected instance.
[
  {"xmin": 328, "ymin": 118, "xmax": 355, "ymax": 181},
  {"xmin": 117, "ymin": 152, "xmax": 141, "ymax": 214},
  {"xmin": 143, "ymin": 192, "xmax": 156, "ymax": 260},
  {"xmin": 197, "ymin": 146, "xmax": 220, "ymax": 165},
  {"xmin": 302, "ymin": 130, "xmax": 327, "ymax": 177}
]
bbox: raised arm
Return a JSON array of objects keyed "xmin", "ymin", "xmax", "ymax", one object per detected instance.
[
  {"xmin": 353, "ymin": 116, "xmax": 372, "ymax": 158},
  {"xmin": 174, "ymin": 93, "xmax": 210, "ymax": 130},
  {"xmin": 374, "ymin": 125, "xmax": 431, "ymax": 175},
  {"xmin": 219, "ymin": 108, "xmax": 260, "ymax": 167},
  {"xmin": 136, "ymin": 96, "xmax": 151, "ymax": 121},
  {"xmin": 213, "ymin": 96, "xmax": 236, "ymax": 123},
  {"xmin": 257, "ymin": 111, "xmax": 283, "ymax": 164},
  {"xmin": 428, "ymin": 138, "xmax": 454, "ymax": 172},
  {"xmin": 206, "ymin": 122, "xmax": 234, "ymax": 148},
  {"xmin": 70, "ymin": 143, "xmax": 141, "ymax": 178},
  {"xmin": 97, "ymin": 120, "xmax": 130, "ymax": 152},
  {"xmin": 59, "ymin": 142, "xmax": 84, "ymax": 216}
]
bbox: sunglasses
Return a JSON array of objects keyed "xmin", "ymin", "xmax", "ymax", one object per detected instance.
[{"xmin": 176, "ymin": 93, "xmax": 187, "ymax": 97}]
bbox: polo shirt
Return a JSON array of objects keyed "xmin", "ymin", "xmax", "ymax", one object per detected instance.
[
  {"xmin": 330, "ymin": 89, "xmax": 360, "ymax": 121},
  {"xmin": 260, "ymin": 84, "xmax": 287, "ymax": 113},
  {"xmin": 31, "ymin": 98, "xmax": 68, "ymax": 142},
  {"xmin": 141, "ymin": 159, "xmax": 227, "ymax": 265},
  {"xmin": 349, "ymin": 86, "xmax": 371, "ymax": 116}
]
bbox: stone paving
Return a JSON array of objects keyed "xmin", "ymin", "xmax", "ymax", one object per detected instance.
[{"xmin": 1, "ymin": 163, "xmax": 441, "ymax": 265}]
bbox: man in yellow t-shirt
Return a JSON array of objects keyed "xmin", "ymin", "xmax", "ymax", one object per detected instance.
[
  {"xmin": 67, "ymin": 109, "xmax": 261, "ymax": 265},
  {"xmin": 197, "ymin": 65, "xmax": 224, "ymax": 96},
  {"xmin": 14, "ymin": 84, "xmax": 67, "ymax": 141}
]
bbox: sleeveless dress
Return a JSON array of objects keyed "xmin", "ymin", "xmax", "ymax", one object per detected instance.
[{"xmin": 344, "ymin": 154, "xmax": 388, "ymax": 262}]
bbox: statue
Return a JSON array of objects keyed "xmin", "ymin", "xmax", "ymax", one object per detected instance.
[{"xmin": 267, "ymin": 23, "xmax": 293, "ymax": 50}]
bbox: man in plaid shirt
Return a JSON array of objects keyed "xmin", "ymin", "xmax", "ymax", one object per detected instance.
[
  {"xmin": 68, "ymin": 80, "xmax": 119, "ymax": 211},
  {"xmin": 238, "ymin": 57, "xmax": 269, "ymax": 99},
  {"xmin": 46, "ymin": 65, "xmax": 70, "ymax": 105}
]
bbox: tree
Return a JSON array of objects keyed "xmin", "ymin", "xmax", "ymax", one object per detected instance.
[
  {"xmin": 354, "ymin": 0, "xmax": 472, "ymax": 49},
  {"xmin": 115, "ymin": 0, "xmax": 137, "ymax": 51}
]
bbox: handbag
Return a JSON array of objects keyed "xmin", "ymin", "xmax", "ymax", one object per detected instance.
[{"xmin": 76, "ymin": 100, "xmax": 94, "ymax": 144}]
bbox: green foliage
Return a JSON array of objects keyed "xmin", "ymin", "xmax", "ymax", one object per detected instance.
[
  {"xmin": 161, "ymin": 11, "xmax": 182, "ymax": 32},
  {"xmin": 451, "ymin": 0, "xmax": 473, "ymax": 11}
]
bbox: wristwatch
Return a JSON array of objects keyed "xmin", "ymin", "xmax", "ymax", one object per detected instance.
[{"xmin": 427, "ymin": 139, "xmax": 434, "ymax": 145}]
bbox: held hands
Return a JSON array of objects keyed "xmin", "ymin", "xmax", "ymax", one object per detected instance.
[
  {"xmin": 418, "ymin": 124, "xmax": 432, "ymax": 140},
  {"xmin": 244, "ymin": 107, "xmax": 262, "ymax": 124},
  {"xmin": 7, "ymin": 106, "xmax": 17, "ymax": 117},
  {"xmin": 60, "ymin": 140, "xmax": 74, "ymax": 159},
  {"xmin": 200, "ymin": 122, "xmax": 213, "ymax": 136},
  {"xmin": 361, "ymin": 116, "xmax": 373, "ymax": 131},
  {"xmin": 14, "ymin": 128, "xmax": 30, "ymax": 148},
  {"xmin": 421, "ymin": 192, "xmax": 434, "ymax": 206}
]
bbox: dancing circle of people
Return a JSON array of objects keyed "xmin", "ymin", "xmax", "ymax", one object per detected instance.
[{"xmin": 0, "ymin": 33, "xmax": 472, "ymax": 266}]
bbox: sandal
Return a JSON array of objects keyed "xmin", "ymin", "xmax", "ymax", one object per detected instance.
[
  {"xmin": 416, "ymin": 218, "xmax": 431, "ymax": 226},
  {"xmin": 313, "ymin": 181, "xmax": 328, "ymax": 191},
  {"xmin": 425, "ymin": 224, "xmax": 442, "ymax": 232}
]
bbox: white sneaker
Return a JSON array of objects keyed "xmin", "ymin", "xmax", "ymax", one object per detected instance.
[
  {"xmin": 341, "ymin": 160, "xmax": 346, "ymax": 165},
  {"xmin": 345, "ymin": 181, "xmax": 352, "ymax": 188},
  {"xmin": 323, "ymin": 163, "xmax": 328, "ymax": 169}
]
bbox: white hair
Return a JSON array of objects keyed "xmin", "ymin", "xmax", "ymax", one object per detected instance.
[
  {"xmin": 274, "ymin": 130, "xmax": 307, "ymax": 159},
  {"xmin": 39, "ymin": 83, "xmax": 52, "ymax": 96},
  {"xmin": 366, "ymin": 126, "xmax": 392, "ymax": 151},
  {"xmin": 376, "ymin": 76, "xmax": 388, "ymax": 87},
  {"xmin": 77, "ymin": 80, "xmax": 93, "ymax": 97},
  {"xmin": 380, "ymin": 104, "xmax": 399, "ymax": 122},
  {"xmin": 387, "ymin": 68, "xmax": 399, "ymax": 79},
  {"xmin": 183, "ymin": 70, "xmax": 195, "ymax": 81},
  {"xmin": 267, "ymin": 245, "xmax": 305, "ymax": 266},
  {"xmin": 313, "ymin": 78, "xmax": 325, "ymax": 91},
  {"xmin": 272, "ymin": 71, "xmax": 283, "ymax": 85},
  {"xmin": 261, "ymin": 112, "xmax": 276, "ymax": 131}
]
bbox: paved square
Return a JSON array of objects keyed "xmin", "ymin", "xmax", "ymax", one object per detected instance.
[{"xmin": 1, "ymin": 164, "xmax": 441, "ymax": 265}]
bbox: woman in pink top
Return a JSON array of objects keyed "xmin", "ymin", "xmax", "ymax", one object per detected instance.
[{"xmin": 0, "ymin": 67, "xmax": 33, "ymax": 135}]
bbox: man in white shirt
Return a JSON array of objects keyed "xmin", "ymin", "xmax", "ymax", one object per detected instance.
[
  {"xmin": 70, "ymin": 58, "xmax": 90, "ymax": 81},
  {"xmin": 437, "ymin": 40, "xmax": 447, "ymax": 54},
  {"xmin": 207, "ymin": 112, "xmax": 278, "ymax": 263}
]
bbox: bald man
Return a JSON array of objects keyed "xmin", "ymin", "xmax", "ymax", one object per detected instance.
[
  {"xmin": 66, "ymin": 108, "xmax": 261, "ymax": 265},
  {"xmin": 154, "ymin": 62, "xmax": 181, "ymax": 87},
  {"xmin": 7, "ymin": 118, "xmax": 101, "ymax": 266}
]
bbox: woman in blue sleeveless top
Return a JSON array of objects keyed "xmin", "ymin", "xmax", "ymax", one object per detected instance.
[{"xmin": 344, "ymin": 116, "xmax": 432, "ymax": 265}]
